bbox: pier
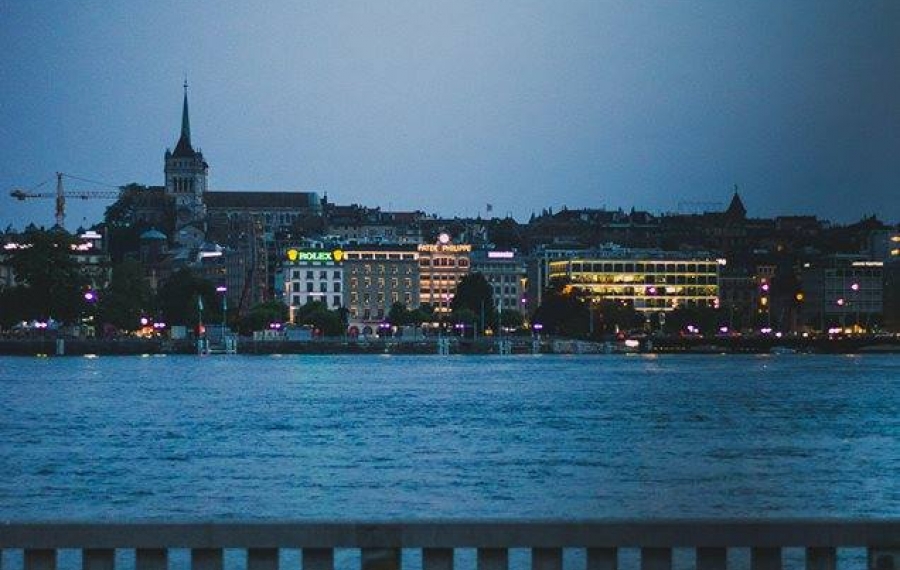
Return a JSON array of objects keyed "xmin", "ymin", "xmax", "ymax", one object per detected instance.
[{"xmin": 1, "ymin": 520, "xmax": 898, "ymax": 570}]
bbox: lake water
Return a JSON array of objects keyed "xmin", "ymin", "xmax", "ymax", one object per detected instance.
[{"xmin": 0, "ymin": 354, "xmax": 897, "ymax": 521}]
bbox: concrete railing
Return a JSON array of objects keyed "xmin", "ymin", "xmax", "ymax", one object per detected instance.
[{"xmin": 1, "ymin": 521, "xmax": 898, "ymax": 570}]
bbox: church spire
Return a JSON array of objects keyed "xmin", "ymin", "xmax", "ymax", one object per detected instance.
[
  {"xmin": 172, "ymin": 81, "xmax": 196, "ymax": 158},
  {"xmin": 181, "ymin": 80, "xmax": 191, "ymax": 145}
]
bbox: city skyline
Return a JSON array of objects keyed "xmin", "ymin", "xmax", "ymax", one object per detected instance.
[{"xmin": 2, "ymin": 1, "xmax": 899, "ymax": 230}]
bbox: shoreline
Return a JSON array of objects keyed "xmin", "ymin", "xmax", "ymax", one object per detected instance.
[{"xmin": 1, "ymin": 336, "xmax": 898, "ymax": 356}]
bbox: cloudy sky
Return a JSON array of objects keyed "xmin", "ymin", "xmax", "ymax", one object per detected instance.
[{"xmin": 1, "ymin": 1, "xmax": 898, "ymax": 230}]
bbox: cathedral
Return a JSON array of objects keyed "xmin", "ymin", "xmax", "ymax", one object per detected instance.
[{"xmin": 160, "ymin": 84, "xmax": 323, "ymax": 245}]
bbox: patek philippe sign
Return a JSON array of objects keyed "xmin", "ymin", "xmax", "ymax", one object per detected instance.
[
  {"xmin": 286, "ymin": 249, "xmax": 344, "ymax": 262},
  {"xmin": 417, "ymin": 233, "xmax": 472, "ymax": 253}
]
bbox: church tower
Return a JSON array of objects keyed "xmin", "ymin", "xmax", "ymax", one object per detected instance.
[{"xmin": 164, "ymin": 82, "xmax": 208, "ymax": 229}]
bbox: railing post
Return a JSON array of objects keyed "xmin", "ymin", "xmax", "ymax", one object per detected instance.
[
  {"xmin": 136, "ymin": 549, "xmax": 167, "ymax": 570},
  {"xmin": 477, "ymin": 549, "xmax": 508, "ymax": 570},
  {"xmin": 532, "ymin": 549, "xmax": 562, "ymax": 570},
  {"xmin": 587, "ymin": 548, "xmax": 617, "ymax": 570},
  {"xmin": 641, "ymin": 548, "xmax": 671, "ymax": 570},
  {"xmin": 868, "ymin": 549, "xmax": 899, "ymax": 570},
  {"xmin": 192, "ymin": 549, "xmax": 223, "ymax": 570},
  {"xmin": 25, "ymin": 550, "xmax": 56, "ymax": 570},
  {"xmin": 697, "ymin": 548, "xmax": 727, "ymax": 570},
  {"xmin": 806, "ymin": 548, "xmax": 836, "ymax": 570},
  {"xmin": 248, "ymin": 549, "xmax": 279, "ymax": 570},
  {"xmin": 303, "ymin": 549, "xmax": 334, "ymax": 570},
  {"xmin": 751, "ymin": 548, "xmax": 782, "ymax": 570},
  {"xmin": 83, "ymin": 549, "xmax": 115, "ymax": 570},
  {"xmin": 423, "ymin": 549, "xmax": 453, "ymax": 570},
  {"xmin": 362, "ymin": 548, "xmax": 401, "ymax": 570}
]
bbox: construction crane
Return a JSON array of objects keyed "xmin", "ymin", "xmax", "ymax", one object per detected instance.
[{"xmin": 10, "ymin": 172, "xmax": 121, "ymax": 229}]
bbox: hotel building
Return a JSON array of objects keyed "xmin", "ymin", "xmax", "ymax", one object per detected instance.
[
  {"xmin": 343, "ymin": 246, "xmax": 420, "ymax": 328},
  {"xmin": 417, "ymin": 233, "xmax": 472, "ymax": 314},
  {"xmin": 279, "ymin": 248, "xmax": 345, "ymax": 322},
  {"xmin": 470, "ymin": 250, "xmax": 529, "ymax": 316}
]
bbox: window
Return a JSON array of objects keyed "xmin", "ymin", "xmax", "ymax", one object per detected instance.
[
  {"xmin": 292, "ymin": 270, "xmax": 300, "ymax": 279},
  {"xmin": 333, "ymin": 271, "xmax": 341, "ymax": 279},
  {"xmin": 291, "ymin": 283, "xmax": 300, "ymax": 292},
  {"xmin": 320, "ymin": 271, "xmax": 327, "ymax": 280},
  {"xmin": 391, "ymin": 278, "xmax": 398, "ymax": 288},
  {"xmin": 292, "ymin": 295, "xmax": 300, "ymax": 306},
  {"xmin": 306, "ymin": 271, "xmax": 314, "ymax": 279},
  {"xmin": 333, "ymin": 296, "xmax": 341, "ymax": 307},
  {"xmin": 404, "ymin": 278, "xmax": 412, "ymax": 288},
  {"xmin": 319, "ymin": 282, "xmax": 327, "ymax": 293},
  {"xmin": 333, "ymin": 282, "xmax": 341, "ymax": 292},
  {"xmin": 306, "ymin": 283, "xmax": 314, "ymax": 292}
]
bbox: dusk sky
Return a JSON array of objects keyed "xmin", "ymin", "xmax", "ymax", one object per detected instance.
[{"xmin": 2, "ymin": 1, "xmax": 898, "ymax": 231}]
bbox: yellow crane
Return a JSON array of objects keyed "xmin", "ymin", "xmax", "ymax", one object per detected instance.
[{"xmin": 10, "ymin": 172, "xmax": 121, "ymax": 229}]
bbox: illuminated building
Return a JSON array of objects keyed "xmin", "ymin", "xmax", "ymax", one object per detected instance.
[
  {"xmin": 547, "ymin": 249, "xmax": 720, "ymax": 313},
  {"xmin": 342, "ymin": 246, "xmax": 420, "ymax": 329},
  {"xmin": 470, "ymin": 250, "xmax": 529, "ymax": 316},
  {"xmin": 279, "ymin": 248, "xmax": 345, "ymax": 322},
  {"xmin": 417, "ymin": 233, "xmax": 472, "ymax": 313}
]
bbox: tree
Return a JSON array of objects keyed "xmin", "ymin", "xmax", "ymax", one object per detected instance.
[
  {"xmin": 5, "ymin": 229, "xmax": 87, "ymax": 323},
  {"xmin": 663, "ymin": 305, "xmax": 725, "ymax": 336},
  {"xmin": 387, "ymin": 302, "xmax": 412, "ymax": 326},
  {"xmin": 451, "ymin": 273, "xmax": 495, "ymax": 329},
  {"xmin": 239, "ymin": 300, "xmax": 289, "ymax": 335},
  {"xmin": 293, "ymin": 300, "xmax": 344, "ymax": 336},
  {"xmin": 594, "ymin": 300, "xmax": 645, "ymax": 335},
  {"xmin": 98, "ymin": 261, "xmax": 154, "ymax": 331},
  {"xmin": 0, "ymin": 286, "xmax": 31, "ymax": 329},
  {"xmin": 156, "ymin": 268, "xmax": 218, "ymax": 326},
  {"xmin": 532, "ymin": 287, "xmax": 590, "ymax": 338}
]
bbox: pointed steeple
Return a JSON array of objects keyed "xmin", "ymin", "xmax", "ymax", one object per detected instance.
[
  {"xmin": 181, "ymin": 80, "xmax": 191, "ymax": 144},
  {"xmin": 725, "ymin": 184, "xmax": 747, "ymax": 220},
  {"xmin": 172, "ymin": 81, "xmax": 196, "ymax": 157}
]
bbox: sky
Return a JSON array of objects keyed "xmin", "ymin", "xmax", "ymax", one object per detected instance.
[{"xmin": 1, "ymin": 1, "xmax": 898, "ymax": 231}]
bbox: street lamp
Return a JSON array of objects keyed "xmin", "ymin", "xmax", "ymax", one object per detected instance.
[
  {"xmin": 216, "ymin": 285, "xmax": 228, "ymax": 337},
  {"xmin": 850, "ymin": 282, "xmax": 860, "ymax": 333}
]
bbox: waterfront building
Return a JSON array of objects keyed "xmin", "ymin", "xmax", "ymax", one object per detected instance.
[
  {"xmin": 278, "ymin": 248, "xmax": 345, "ymax": 322},
  {"xmin": 417, "ymin": 233, "xmax": 472, "ymax": 314},
  {"xmin": 799, "ymin": 256, "xmax": 884, "ymax": 332},
  {"xmin": 342, "ymin": 246, "xmax": 420, "ymax": 330},
  {"xmin": 470, "ymin": 250, "xmax": 529, "ymax": 316},
  {"xmin": 547, "ymin": 247, "xmax": 721, "ymax": 313}
]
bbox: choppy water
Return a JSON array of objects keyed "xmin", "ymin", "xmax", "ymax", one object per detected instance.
[{"xmin": 0, "ymin": 354, "xmax": 897, "ymax": 520}]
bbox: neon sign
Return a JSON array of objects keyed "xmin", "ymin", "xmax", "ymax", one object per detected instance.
[{"xmin": 286, "ymin": 249, "xmax": 344, "ymax": 262}]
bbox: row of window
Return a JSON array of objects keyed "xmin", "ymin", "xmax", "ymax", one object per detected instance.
[
  {"xmin": 348, "ymin": 277, "xmax": 414, "ymax": 289},
  {"xmin": 291, "ymin": 270, "xmax": 342, "ymax": 280},
  {"xmin": 562, "ymin": 262, "xmax": 718, "ymax": 274},
  {"xmin": 348, "ymin": 265, "xmax": 414, "ymax": 275},
  {"xmin": 345, "ymin": 253, "xmax": 416, "ymax": 260},
  {"xmin": 291, "ymin": 282, "xmax": 342, "ymax": 293},
  {"xmin": 420, "ymin": 258, "xmax": 470, "ymax": 267},
  {"xmin": 290, "ymin": 294, "xmax": 342, "ymax": 308},
  {"xmin": 567, "ymin": 274, "xmax": 718, "ymax": 285},
  {"xmin": 349, "ymin": 292, "xmax": 414, "ymax": 305}
]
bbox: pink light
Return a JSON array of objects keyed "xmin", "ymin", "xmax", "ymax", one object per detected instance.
[
  {"xmin": 850, "ymin": 283, "xmax": 860, "ymax": 291},
  {"xmin": 836, "ymin": 298, "xmax": 845, "ymax": 306}
]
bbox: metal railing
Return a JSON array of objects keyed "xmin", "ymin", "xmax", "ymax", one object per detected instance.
[{"xmin": 1, "ymin": 521, "xmax": 898, "ymax": 570}]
